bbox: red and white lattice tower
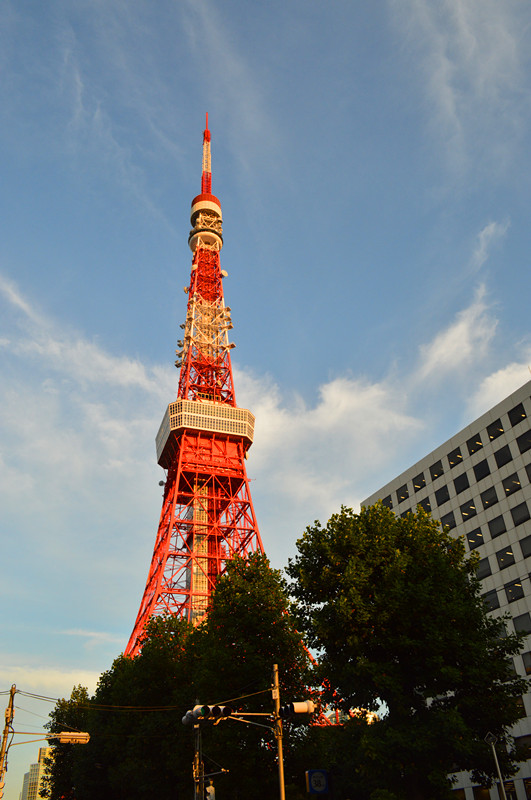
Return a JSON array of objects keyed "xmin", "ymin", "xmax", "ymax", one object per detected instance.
[{"xmin": 125, "ymin": 116, "xmax": 264, "ymax": 656}]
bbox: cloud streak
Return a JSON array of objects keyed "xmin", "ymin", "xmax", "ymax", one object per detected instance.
[{"xmin": 392, "ymin": 0, "xmax": 528, "ymax": 174}]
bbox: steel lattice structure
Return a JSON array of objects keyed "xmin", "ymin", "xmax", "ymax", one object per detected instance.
[{"xmin": 125, "ymin": 116, "xmax": 264, "ymax": 656}]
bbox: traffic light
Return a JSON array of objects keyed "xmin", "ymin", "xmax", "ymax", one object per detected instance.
[
  {"xmin": 279, "ymin": 700, "xmax": 315, "ymax": 722},
  {"xmin": 56, "ymin": 732, "xmax": 90, "ymax": 744},
  {"xmin": 182, "ymin": 704, "xmax": 233, "ymax": 725}
]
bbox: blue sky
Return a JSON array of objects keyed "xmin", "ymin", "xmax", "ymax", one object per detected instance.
[{"xmin": 2, "ymin": 1, "xmax": 531, "ymax": 794}]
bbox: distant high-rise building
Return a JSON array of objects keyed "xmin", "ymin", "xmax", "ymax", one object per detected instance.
[
  {"xmin": 19, "ymin": 747, "xmax": 51, "ymax": 800},
  {"xmin": 363, "ymin": 379, "xmax": 531, "ymax": 800}
]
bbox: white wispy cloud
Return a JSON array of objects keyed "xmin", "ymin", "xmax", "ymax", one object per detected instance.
[
  {"xmin": 469, "ymin": 220, "xmax": 510, "ymax": 273},
  {"xmin": 416, "ymin": 284, "xmax": 496, "ymax": 381},
  {"xmin": 467, "ymin": 355, "xmax": 531, "ymax": 419},
  {"xmin": 0, "ymin": 666, "xmax": 100, "ymax": 696},
  {"xmin": 391, "ymin": 0, "xmax": 527, "ymax": 173}
]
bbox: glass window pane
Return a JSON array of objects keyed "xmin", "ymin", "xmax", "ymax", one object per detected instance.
[
  {"xmin": 413, "ymin": 472, "xmax": 426, "ymax": 492},
  {"xmin": 400, "ymin": 509, "xmax": 411, "ymax": 518},
  {"xmin": 496, "ymin": 546, "xmax": 515, "ymax": 570},
  {"xmin": 435, "ymin": 485, "xmax": 450, "ymax": 506},
  {"xmin": 397, "ymin": 484, "xmax": 409, "ymax": 503},
  {"xmin": 494, "ymin": 444, "xmax": 512, "ymax": 468},
  {"xmin": 430, "ymin": 460, "xmax": 444, "ymax": 480},
  {"xmin": 440, "ymin": 511, "xmax": 456, "ymax": 530},
  {"xmin": 460, "ymin": 499, "xmax": 477, "ymax": 520},
  {"xmin": 522, "ymin": 652, "xmax": 531, "ymax": 674},
  {"xmin": 453, "ymin": 473, "xmax": 470, "ymax": 494},
  {"xmin": 514, "ymin": 613, "xmax": 531, "ymax": 633},
  {"xmin": 418, "ymin": 497, "xmax": 431, "ymax": 513},
  {"xmin": 467, "ymin": 528, "xmax": 484, "ymax": 549},
  {"xmin": 505, "ymin": 578, "xmax": 525, "ymax": 602},
  {"xmin": 488, "ymin": 515, "xmax": 506, "ymax": 538},
  {"xmin": 473, "ymin": 459, "xmax": 491, "ymax": 482},
  {"xmin": 481, "ymin": 486, "xmax": 498, "ymax": 509},
  {"xmin": 476, "ymin": 556, "xmax": 492, "ymax": 579},
  {"xmin": 467, "ymin": 433, "xmax": 483, "ymax": 455},
  {"xmin": 487, "ymin": 418, "xmax": 504, "ymax": 441},
  {"xmin": 503, "ymin": 473, "xmax": 521, "ymax": 497},
  {"xmin": 508, "ymin": 402, "xmax": 527, "ymax": 427},
  {"xmin": 448, "ymin": 447, "xmax": 463, "ymax": 468},
  {"xmin": 516, "ymin": 430, "xmax": 531, "ymax": 454},
  {"xmin": 381, "ymin": 495, "xmax": 393, "ymax": 509},
  {"xmin": 521, "ymin": 535, "xmax": 531, "ymax": 558},
  {"xmin": 482, "ymin": 589, "xmax": 500, "ymax": 610},
  {"xmin": 511, "ymin": 502, "xmax": 530, "ymax": 526}
]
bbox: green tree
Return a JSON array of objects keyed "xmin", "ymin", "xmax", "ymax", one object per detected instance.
[
  {"xmin": 287, "ymin": 504, "xmax": 527, "ymax": 800},
  {"xmin": 186, "ymin": 553, "xmax": 312, "ymax": 800},
  {"xmin": 42, "ymin": 685, "xmax": 90, "ymax": 799},
  {"xmin": 44, "ymin": 553, "xmax": 311, "ymax": 800}
]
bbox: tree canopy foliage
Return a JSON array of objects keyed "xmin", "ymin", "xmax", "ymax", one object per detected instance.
[
  {"xmin": 43, "ymin": 554, "xmax": 311, "ymax": 800},
  {"xmin": 287, "ymin": 504, "xmax": 527, "ymax": 800}
]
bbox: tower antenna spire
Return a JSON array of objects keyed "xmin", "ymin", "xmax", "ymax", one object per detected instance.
[
  {"xmin": 125, "ymin": 118, "xmax": 263, "ymax": 656},
  {"xmin": 201, "ymin": 112, "xmax": 212, "ymax": 195}
]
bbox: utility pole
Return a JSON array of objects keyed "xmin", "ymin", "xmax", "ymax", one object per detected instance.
[
  {"xmin": 272, "ymin": 664, "xmax": 286, "ymax": 800},
  {"xmin": 193, "ymin": 723, "xmax": 205, "ymax": 800},
  {"xmin": 0, "ymin": 685, "xmax": 16, "ymax": 795}
]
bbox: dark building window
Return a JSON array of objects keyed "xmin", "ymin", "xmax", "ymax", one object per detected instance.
[
  {"xmin": 526, "ymin": 464, "xmax": 531, "ymax": 484},
  {"xmin": 517, "ymin": 739, "xmax": 531, "ymax": 768},
  {"xmin": 476, "ymin": 556, "xmax": 492, "ymax": 579},
  {"xmin": 520, "ymin": 535, "xmax": 531, "ymax": 558},
  {"xmin": 494, "ymin": 444, "xmax": 513, "ymax": 468},
  {"xmin": 522, "ymin": 652, "xmax": 531, "ymax": 674},
  {"xmin": 488, "ymin": 515, "xmax": 506, "ymax": 538},
  {"xmin": 453, "ymin": 473, "xmax": 470, "ymax": 494},
  {"xmin": 467, "ymin": 433, "xmax": 483, "ymax": 455},
  {"xmin": 448, "ymin": 447, "xmax": 463, "ymax": 468},
  {"xmin": 496, "ymin": 546, "xmax": 516, "ymax": 570},
  {"xmin": 381, "ymin": 495, "xmax": 393, "ymax": 509},
  {"xmin": 397, "ymin": 484, "xmax": 409, "ymax": 503},
  {"xmin": 508, "ymin": 402, "xmax": 527, "ymax": 427},
  {"xmin": 503, "ymin": 473, "xmax": 521, "ymax": 497},
  {"xmin": 487, "ymin": 418, "xmax": 504, "ymax": 441},
  {"xmin": 460, "ymin": 499, "xmax": 477, "ymax": 520},
  {"xmin": 511, "ymin": 502, "xmax": 531, "ymax": 526},
  {"xmin": 435, "ymin": 485, "xmax": 450, "ymax": 506},
  {"xmin": 418, "ymin": 497, "xmax": 431, "ymax": 513},
  {"xmin": 516, "ymin": 429, "xmax": 531, "ymax": 455},
  {"xmin": 513, "ymin": 613, "xmax": 531, "ymax": 633},
  {"xmin": 472, "ymin": 788, "xmax": 491, "ymax": 800},
  {"xmin": 413, "ymin": 472, "xmax": 426, "ymax": 492},
  {"xmin": 480, "ymin": 486, "xmax": 498, "ymax": 509},
  {"xmin": 505, "ymin": 579, "xmax": 525, "ymax": 603},
  {"xmin": 467, "ymin": 528, "xmax": 484, "ymax": 549},
  {"xmin": 473, "ymin": 459, "xmax": 491, "ymax": 482},
  {"xmin": 440, "ymin": 511, "xmax": 456, "ymax": 530},
  {"xmin": 482, "ymin": 589, "xmax": 500, "ymax": 610},
  {"xmin": 400, "ymin": 509, "xmax": 411, "ymax": 518},
  {"xmin": 430, "ymin": 460, "xmax": 444, "ymax": 480}
]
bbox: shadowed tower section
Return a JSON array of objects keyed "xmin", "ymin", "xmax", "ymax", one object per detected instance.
[{"xmin": 125, "ymin": 116, "xmax": 264, "ymax": 656}]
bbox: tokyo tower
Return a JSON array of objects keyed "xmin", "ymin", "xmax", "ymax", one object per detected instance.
[{"xmin": 125, "ymin": 116, "xmax": 264, "ymax": 656}]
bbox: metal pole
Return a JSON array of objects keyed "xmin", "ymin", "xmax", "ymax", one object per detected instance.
[
  {"xmin": 485, "ymin": 733, "xmax": 507, "ymax": 800},
  {"xmin": 272, "ymin": 664, "xmax": 286, "ymax": 800},
  {"xmin": 0, "ymin": 685, "xmax": 16, "ymax": 788},
  {"xmin": 193, "ymin": 724, "xmax": 205, "ymax": 800}
]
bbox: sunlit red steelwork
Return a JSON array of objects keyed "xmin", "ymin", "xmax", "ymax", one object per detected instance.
[{"xmin": 125, "ymin": 116, "xmax": 264, "ymax": 656}]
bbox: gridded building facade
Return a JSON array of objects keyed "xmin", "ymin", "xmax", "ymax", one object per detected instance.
[{"xmin": 362, "ymin": 379, "xmax": 531, "ymax": 800}]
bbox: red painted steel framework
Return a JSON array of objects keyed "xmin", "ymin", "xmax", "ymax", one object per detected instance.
[{"xmin": 125, "ymin": 116, "xmax": 264, "ymax": 656}]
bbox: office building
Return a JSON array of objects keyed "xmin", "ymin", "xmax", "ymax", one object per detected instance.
[{"xmin": 363, "ymin": 379, "xmax": 531, "ymax": 800}]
